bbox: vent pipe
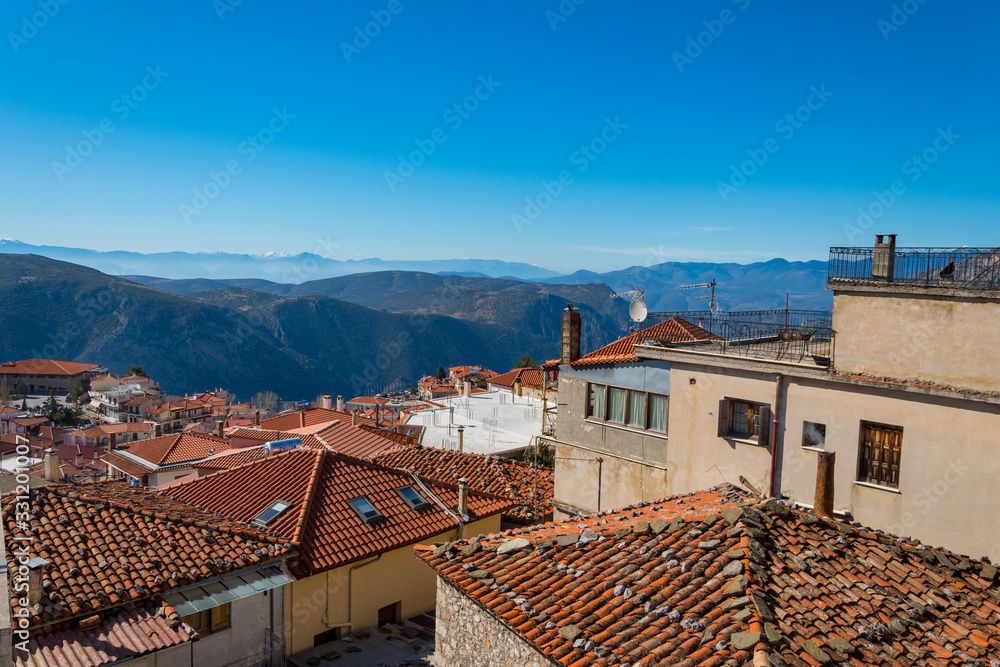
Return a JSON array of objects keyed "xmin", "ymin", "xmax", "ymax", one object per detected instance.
[{"xmin": 457, "ymin": 426, "xmax": 464, "ymax": 453}]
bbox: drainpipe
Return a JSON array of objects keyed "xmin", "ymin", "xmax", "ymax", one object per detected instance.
[
  {"xmin": 407, "ymin": 471, "xmax": 465, "ymax": 538},
  {"xmin": 596, "ymin": 457, "xmax": 604, "ymax": 512},
  {"xmin": 768, "ymin": 374, "xmax": 783, "ymax": 498},
  {"xmin": 324, "ymin": 555, "xmax": 382, "ymax": 632}
]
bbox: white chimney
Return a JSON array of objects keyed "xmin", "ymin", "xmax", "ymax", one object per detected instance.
[
  {"xmin": 336, "ymin": 395, "xmax": 344, "ymax": 411},
  {"xmin": 44, "ymin": 449, "xmax": 60, "ymax": 482},
  {"xmin": 321, "ymin": 395, "xmax": 332, "ymax": 410},
  {"xmin": 352, "ymin": 411, "xmax": 359, "ymax": 426},
  {"xmin": 457, "ymin": 477, "xmax": 469, "ymax": 517},
  {"xmin": 457, "ymin": 426, "xmax": 464, "ymax": 453},
  {"xmin": 463, "ymin": 381, "xmax": 471, "ymax": 398}
]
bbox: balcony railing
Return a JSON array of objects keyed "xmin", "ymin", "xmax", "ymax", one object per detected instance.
[
  {"xmin": 828, "ymin": 246, "xmax": 1000, "ymax": 289},
  {"xmin": 640, "ymin": 310, "xmax": 835, "ymax": 367}
]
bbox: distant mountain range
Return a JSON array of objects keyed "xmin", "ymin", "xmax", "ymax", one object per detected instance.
[
  {"xmin": 0, "ymin": 239, "xmax": 561, "ymax": 282},
  {"xmin": 0, "ymin": 246, "xmax": 832, "ymax": 400}
]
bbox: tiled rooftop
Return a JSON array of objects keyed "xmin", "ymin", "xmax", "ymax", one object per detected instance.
[
  {"xmin": 372, "ymin": 444, "xmax": 553, "ymax": 524},
  {"xmin": 1, "ymin": 481, "xmax": 290, "ymax": 628},
  {"xmin": 258, "ymin": 407, "xmax": 372, "ymax": 431},
  {"xmin": 15, "ymin": 602, "xmax": 194, "ymax": 667},
  {"xmin": 167, "ymin": 448, "xmax": 516, "ymax": 577},
  {"xmin": 225, "ymin": 420, "xmax": 398, "ymax": 459},
  {"xmin": 0, "ymin": 359, "xmax": 100, "ymax": 376},
  {"xmin": 418, "ymin": 485, "xmax": 1000, "ymax": 666},
  {"xmin": 114, "ymin": 433, "xmax": 231, "ymax": 468},
  {"xmin": 490, "ymin": 367, "xmax": 555, "ymax": 392},
  {"xmin": 572, "ymin": 317, "xmax": 720, "ymax": 367}
]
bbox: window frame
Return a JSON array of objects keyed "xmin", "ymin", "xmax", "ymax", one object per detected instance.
[
  {"xmin": 395, "ymin": 485, "xmax": 431, "ymax": 512},
  {"xmin": 585, "ymin": 383, "xmax": 668, "ymax": 435},
  {"xmin": 857, "ymin": 421, "xmax": 903, "ymax": 489},
  {"xmin": 718, "ymin": 398, "xmax": 771, "ymax": 444},
  {"xmin": 347, "ymin": 496, "xmax": 386, "ymax": 525},
  {"xmin": 802, "ymin": 421, "xmax": 827, "ymax": 449},
  {"xmin": 181, "ymin": 603, "xmax": 231, "ymax": 635}
]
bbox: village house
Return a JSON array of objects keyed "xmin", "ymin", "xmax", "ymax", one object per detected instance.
[
  {"xmin": 64, "ymin": 421, "xmax": 155, "ymax": 448},
  {"xmin": 141, "ymin": 398, "xmax": 214, "ymax": 434},
  {"xmin": 419, "ymin": 483, "xmax": 1000, "ymax": 666},
  {"xmin": 165, "ymin": 448, "xmax": 513, "ymax": 655},
  {"xmin": 544, "ymin": 235, "xmax": 1000, "ymax": 562},
  {"xmin": 0, "ymin": 359, "xmax": 101, "ymax": 393},
  {"xmin": 101, "ymin": 432, "xmax": 232, "ymax": 487},
  {"xmin": 488, "ymin": 365, "xmax": 559, "ymax": 402},
  {"xmin": 1, "ymin": 480, "xmax": 293, "ymax": 666}
]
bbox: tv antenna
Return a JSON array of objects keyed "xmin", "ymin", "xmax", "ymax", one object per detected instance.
[
  {"xmin": 680, "ymin": 279, "xmax": 720, "ymax": 313},
  {"xmin": 610, "ymin": 285, "xmax": 648, "ymax": 323}
]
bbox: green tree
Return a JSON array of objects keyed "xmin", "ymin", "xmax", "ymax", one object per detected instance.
[
  {"xmin": 12, "ymin": 382, "xmax": 28, "ymax": 398},
  {"xmin": 69, "ymin": 384, "xmax": 85, "ymax": 404},
  {"xmin": 515, "ymin": 355, "xmax": 539, "ymax": 369},
  {"xmin": 128, "ymin": 365, "xmax": 147, "ymax": 377},
  {"xmin": 436, "ymin": 365, "xmax": 446, "ymax": 381},
  {"xmin": 20, "ymin": 397, "xmax": 27, "ymax": 411},
  {"xmin": 0, "ymin": 380, "xmax": 9, "ymax": 407},
  {"xmin": 42, "ymin": 389, "xmax": 61, "ymax": 423},
  {"xmin": 524, "ymin": 441, "xmax": 555, "ymax": 468}
]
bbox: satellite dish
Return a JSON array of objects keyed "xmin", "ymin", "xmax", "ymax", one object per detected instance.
[{"xmin": 629, "ymin": 298, "xmax": 648, "ymax": 323}]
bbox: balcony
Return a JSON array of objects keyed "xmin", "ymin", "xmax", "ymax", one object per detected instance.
[
  {"xmin": 641, "ymin": 309, "xmax": 835, "ymax": 367},
  {"xmin": 828, "ymin": 245, "xmax": 1000, "ymax": 290}
]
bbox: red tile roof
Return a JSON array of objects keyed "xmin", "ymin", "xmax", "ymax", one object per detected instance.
[
  {"xmin": 1, "ymin": 481, "xmax": 290, "ymax": 628},
  {"xmin": 12, "ymin": 416, "xmax": 52, "ymax": 427},
  {"xmin": 225, "ymin": 421, "xmax": 396, "ymax": 459},
  {"xmin": 100, "ymin": 450, "xmax": 155, "ymax": 478},
  {"xmin": 489, "ymin": 367, "xmax": 554, "ymax": 392},
  {"xmin": 349, "ymin": 395, "xmax": 390, "ymax": 405},
  {"xmin": 258, "ymin": 407, "xmax": 372, "ymax": 431},
  {"xmin": 357, "ymin": 424, "xmax": 411, "ymax": 447},
  {"xmin": 167, "ymin": 449, "xmax": 515, "ymax": 577},
  {"xmin": 0, "ymin": 359, "xmax": 100, "ymax": 376},
  {"xmin": 572, "ymin": 317, "xmax": 720, "ymax": 367},
  {"xmin": 372, "ymin": 445, "xmax": 553, "ymax": 524},
  {"xmin": 15, "ymin": 602, "xmax": 195, "ymax": 667},
  {"xmin": 419, "ymin": 485, "xmax": 1000, "ymax": 666},
  {"xmin": 115, "ymin": 433, "xmax": 231, "ymax": 469},
  {"xmin": 190, "ymin": 447, "xmax": 272, "ymax": 472}
]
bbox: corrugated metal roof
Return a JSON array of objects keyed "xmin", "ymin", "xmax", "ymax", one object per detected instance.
[{"xmin": 16, "ymin": 605, "xmax": 195, "ymax": 667}]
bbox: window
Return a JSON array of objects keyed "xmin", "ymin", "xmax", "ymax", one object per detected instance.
[
  {"xmin": 802, "ymin": 422, "xmax": 826, "ymax": 448},
  {"xmin": 649, "ymin": 394, "xmax": 668, "ymax": 433},
  {"xmin": 627, "ymin": 392, "xmax": 646, "ymax": 428},
  {"xmin": 377, "ymin": 601, "xmax": 400, "ymax": 626},
  {"xmin": 608, "ymin": 387, "xmax": 627, "ymax": 423},
  {"xmin": 718, "ymin": 398, "xmax": 771, "ymax": 443},
  {"xmin": 858, "ymin": 422, "xmax": 902, "ymax": 488},
  {"xmin": 348, "ymin": 496, "xmax": 385, "ymax": 525},
  {"xmin": 396, "ymin": 485, "xmax": 431, "ymax": 511},
  {"xmin": 588, "ymin": 383, "xmax": 606, "ymax": 419},
  {"xmin": 181, "ymin": 603, "xmax": 231, "ymax": 634},
  {"xmin": 251, "ymin": 500, "xmax": 292, "ymax": 528}
]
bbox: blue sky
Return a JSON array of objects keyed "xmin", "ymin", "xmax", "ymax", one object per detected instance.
[{"xmin": 1, "ymin": 0, "xmax": 997, "ymax": 273}]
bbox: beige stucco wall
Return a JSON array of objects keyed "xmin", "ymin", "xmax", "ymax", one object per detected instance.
[
  {"xmin": 664, "ymin": 364, "xmax": 777, "ymax": 497},
  {"xmin": 832, "ymin": 290, "xmax": 1000, "ymax": 392},
  {"xmin": 285, "ymin": 515, "xmax": 501, "ymax": 654}
]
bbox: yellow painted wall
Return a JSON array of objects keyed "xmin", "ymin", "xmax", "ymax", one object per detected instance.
[{"xmin": 285, "ymin": 515, "xmax": 501, "ymax": 654}]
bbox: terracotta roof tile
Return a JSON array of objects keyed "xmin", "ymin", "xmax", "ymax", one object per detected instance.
[
  {"xmin": 167, "ymin": 449, "xmax": 516, "ymax": 577},
  {"xmin": 372, "ymin": 445, "xmax": 553, "ymax": 524},
  {"xmin": 259, "ymin": 407, "xmax": 372, "ymax": 431},
  {"xmin": 419, "ymin": 486, "xmax": 1000, "ymax": 666},
  {"xmin": 1, "ymin": 482, "xmax": 290, "ymax": 628},
  {"xmin": 489, "ymin": 367, "xmax": 555, "ymax": 391},
  {"xmin": 571, "ymin": 318, "xmax": 720, "ymax": 367},
  {"xmin": 0, "ymin": 359, "xmax": 100, "ymax": 376},
  {"xmin": 115, "ymin": 433, "xmax": 231, "ymax": 468}
]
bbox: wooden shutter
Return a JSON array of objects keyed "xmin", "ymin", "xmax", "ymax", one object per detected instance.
[
  {"xmin": 718, "ymin": 399, "xmax": 730, "ymax": 437},
  {"xmin": 860, "ymin": 423, "xmax": 903, "ymax": 487},
  {"xmin": 757, "ymin": 406, "xmax": 772, "ymax": 445}
]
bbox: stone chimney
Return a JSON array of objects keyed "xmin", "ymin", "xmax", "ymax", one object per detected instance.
[
  {"xmin": 217, "ymin": 420, "xmax": 224, "ymax": 438},
  {"xmin": 351, "ymin": 411, "xmax": 359, "ymax": 426},
  {"xmin": 321, "ymin": 395, "xmax": 332, "ymax": 410},
  {"xmin": 457, "ymin": 426, "xmax": 464, "ymax": 453},
  {"xmin": 561, "ymin": 304, "xmax": 581, "ymax": 365},
  {"xmin": 457, "ymin": 477, "xmax": 469, "ymax": 517},
  {"xmin": 44, "ymin": 449, "xmax": 60, "ymax": 482},
  {"xmin": 814, "ymin": 451, "xmax": 836, "ymax": 518},
  {"xmin": 872, "ymin": 233, "xmax": 897, "ymax": 282},
  {"xmin": 109, "ymin": 432, "xmax": 116, "ymax": 449},
  {"xmin": 254, "ymin": 411, "xmax": 260, "ymax": 429},
  {"xmin": 336, "ymin": 395, "xmax": 344, "ymax": 411},
  {"xmin": 26, "ymin": 558, "xmax": 48, "ymax": 605}
]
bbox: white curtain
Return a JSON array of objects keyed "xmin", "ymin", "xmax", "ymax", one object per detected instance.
[
  {"xmin": 628, "ymin": 391, "xmax": 646, "ymax": 428},
  {"xmin": 609, "ymin": 387, "xmax": 627, "ymax": 423},
  {"xmin": 649, "ymin": 394, "xmax": 668, "ymax": 432},
  {"xmin": 589, "ymin": 384, "xmax": 606, "ymax": 419}
]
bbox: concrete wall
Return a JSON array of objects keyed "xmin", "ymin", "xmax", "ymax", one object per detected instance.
[
  {"xmin": 190, "ymin": 587, "xmax": 283, "ymax": 665},
  {"xmin": 551, "ymin": 363, "xmax": 671, "ymax": 516},
  {"xmin": 285, "ymin": 515, "xmax": 501, "ymax": 654},
  {"xmin": 433, "ymin": 578, "xmax": 552, "ymax": 667},
  {"xmin": 667, "ymin": 358, "xmax": 1000, "ymax": 562},
  {"xmin": 832, "ymin": 289, "xmax": 1000, "ymax": 393}
]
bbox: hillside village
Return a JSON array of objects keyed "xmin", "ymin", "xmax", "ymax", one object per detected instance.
[{"xmin": 2, "ymin": 236, "xmax": 1000, "ymax": 666}]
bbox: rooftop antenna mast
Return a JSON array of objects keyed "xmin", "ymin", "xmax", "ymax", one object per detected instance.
[
  {"xmin": 680, "ymin": 279, "xmax": 720, "ymax": 315},
  {"xmin": 609, "ymin": 285, "xmax": 648, "ymax": 325}
]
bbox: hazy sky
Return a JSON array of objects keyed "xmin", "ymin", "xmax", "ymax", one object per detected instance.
[{"xmin": 2, "ymin": 1, "xmax": 997, "ymax": 273}]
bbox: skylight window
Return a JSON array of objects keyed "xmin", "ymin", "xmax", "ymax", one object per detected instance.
[
  {"xmin": 347, "ymin": 496, "xmax": 385, "ymax": 525},
  {"xmin": 251, "ymin": 500, "xmax": 291, "ymax": 528},
  {"xmin": 396, "ymin": 485, "xmax": 431, "ymax": 511}
]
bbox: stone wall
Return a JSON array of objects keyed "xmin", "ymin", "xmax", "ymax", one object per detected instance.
[{"xmin": 433, "ymin": 577, "xmax": 553, "ymax": 667}]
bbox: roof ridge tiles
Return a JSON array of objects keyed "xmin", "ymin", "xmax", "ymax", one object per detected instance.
[{"xmin": 289, "ymin": 449, "xmax": 325, "ymax": 545}]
